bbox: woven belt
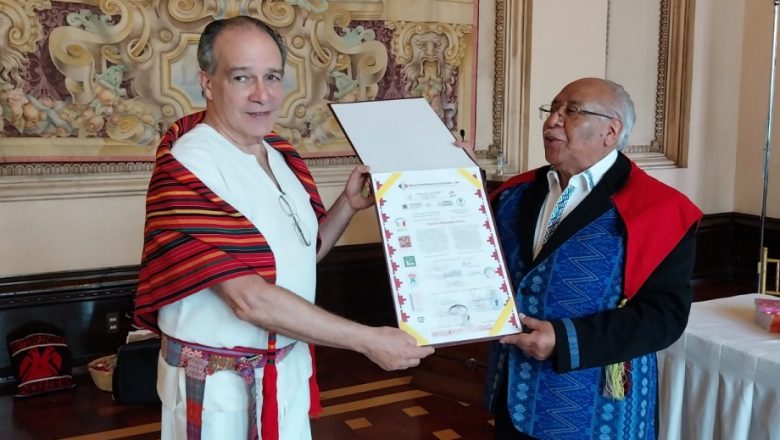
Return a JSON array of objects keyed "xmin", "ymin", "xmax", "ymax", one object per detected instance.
[{"xmin": 161, "ymin": 334, "xmax": 295, "ymax": 440}]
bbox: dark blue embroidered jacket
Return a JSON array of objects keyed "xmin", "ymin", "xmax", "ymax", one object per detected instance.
[{"xmin": 484, "ymin": 153, "xmax": 699, "ymax": 439}]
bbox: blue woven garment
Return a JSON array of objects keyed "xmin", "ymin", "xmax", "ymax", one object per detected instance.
[{"xmin": 489, "ymin": 184, "xmax": 657, "ymax": 440}]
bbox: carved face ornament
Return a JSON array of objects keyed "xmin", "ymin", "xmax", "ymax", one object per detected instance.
[{"xmin": 411, "ymin": 32, "xmax": 446, "ymax": 76}]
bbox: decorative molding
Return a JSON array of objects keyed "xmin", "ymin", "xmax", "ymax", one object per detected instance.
[
  {"xmin": 0, "ymin": 162, "xmax": 153, "ymax": 177},
  {"xmin": 309, "ymin": 163, "xmax": 359, "ymax": 185},
  {"xmin": 661, "ymin": 0, "xmax": 695, "ymax": 168},
  {"xmin": 303, "ymin": 155, "xmax": 361, "ymax": 168},
  {"xmin": 491, "ymin": 0, "xmax": 531, "ymax": 174},
  {"xmin": 0, "ymin": 172, "xmax": 150, "ymax": 202},
  {"xmin": 618, "ymin": 0, "xmax": 696, "ymax": 168},
  {"xmin": 0, "ymin": 162, "xmax": 360, "ymax": 202},
  {"xmin": 491, "ymin": 0, "xmax": 505, "ymax": 158}
]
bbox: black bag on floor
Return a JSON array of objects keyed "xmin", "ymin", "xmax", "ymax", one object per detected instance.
[{"xmin": 112, "ymin": 338, "xmax": 161, "ymax": 405}]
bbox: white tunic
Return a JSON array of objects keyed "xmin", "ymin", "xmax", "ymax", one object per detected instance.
[{"xmin": 157, "ymin": 124, "xmax": 318, "ymax": 440}]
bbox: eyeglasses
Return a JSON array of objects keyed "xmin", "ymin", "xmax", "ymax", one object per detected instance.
[
  {"xmin": 278, "ymin": 193, "xmax": 311, "ymax": 247},
  {"xmin": 538, "ymin": 104, "xmax": 614, "ymax": 121}
]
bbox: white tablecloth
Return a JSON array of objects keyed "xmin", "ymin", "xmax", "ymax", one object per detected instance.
[{"xmin": 658, "ymin": 294, "xmax": 780, "ymax": 440}]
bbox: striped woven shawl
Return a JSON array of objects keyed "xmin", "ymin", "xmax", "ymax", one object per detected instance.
[{"xmin": 134, "ymin": 111, "xmax": 327, "ymax": 332}]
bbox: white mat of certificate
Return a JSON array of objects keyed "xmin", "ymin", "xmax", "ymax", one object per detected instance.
[{"xmin": 330, "ymin": 98, "xmax": 521, "ymax": 347}]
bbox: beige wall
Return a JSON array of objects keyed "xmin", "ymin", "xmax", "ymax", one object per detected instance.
[
  {"xmin": 2, "ymin": 0, "xmax": 778, "ymax": 277},
  {"xmin": 0, "ymin": 167, "xmax": 379, "ymax": 277},
  {"xmin": 650, "ymin": 0, "xmax": 746, "ymax": 215},
  {"xmin": 525, "ymin": 0, "xmax": 609, "ymax": 170},
  {"xmin": 735, "ymin": 0, "xmax": 780, "ymax": 217},
  {"xmin": 0, "ymin": 193, "xmax": 146, "ymax": 277}
]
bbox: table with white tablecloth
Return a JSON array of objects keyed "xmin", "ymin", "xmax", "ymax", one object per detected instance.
[{"xmin": 658, "ymin": 293, "xmax": 780, "ymax": 440}]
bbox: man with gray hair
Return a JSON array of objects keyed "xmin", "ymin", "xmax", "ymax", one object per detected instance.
[{"xmin": 482, "ymin": 77, "xmax": 701, "ymax": 439}]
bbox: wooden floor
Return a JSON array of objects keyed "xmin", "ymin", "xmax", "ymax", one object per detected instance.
[
  {"xmin": 0, "ymin": 280, "xmax": 754, "ymax": 440},
  {"xmin": 0, "ymin": 345, "xmax": 496, "ymax": 440}
]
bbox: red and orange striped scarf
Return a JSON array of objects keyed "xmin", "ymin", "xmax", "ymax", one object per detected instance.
[
  {"xmin": 134, "ymin": 111, "xmax": 325, "ymax": 438},
  {"xmin": 135, "ymin": 111, "xmax": 326, "ymax": 329}
]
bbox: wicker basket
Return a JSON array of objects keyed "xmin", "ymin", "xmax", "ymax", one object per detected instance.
[{"xmin": 87, "ymin": 354, "xmax": 117, "ymax": 392}]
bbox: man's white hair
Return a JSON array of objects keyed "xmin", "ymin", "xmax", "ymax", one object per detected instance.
[{"xmin": 604, "ymin": 80, "xmax": 636, "ymax": 151}]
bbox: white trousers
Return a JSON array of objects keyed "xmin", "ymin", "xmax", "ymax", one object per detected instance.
[{"xmin": 157, "ymin": 342, "xmax": 312, "ymax": 440}]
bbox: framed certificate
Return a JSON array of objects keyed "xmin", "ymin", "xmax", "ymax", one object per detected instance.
[{"xmin": 330, "ymin": 98, "xmax": 521, "ymax": 346}]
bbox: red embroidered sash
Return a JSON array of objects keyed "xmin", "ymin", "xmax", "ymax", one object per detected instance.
[{"xmin": 161, "ymin": 334, "xmax": 296, "ymax": 440}]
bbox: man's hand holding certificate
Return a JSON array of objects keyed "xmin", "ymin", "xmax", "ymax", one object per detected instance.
[{"xmin": 330, "ymin": 98, "xmax": 521, "ymax": 347}]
